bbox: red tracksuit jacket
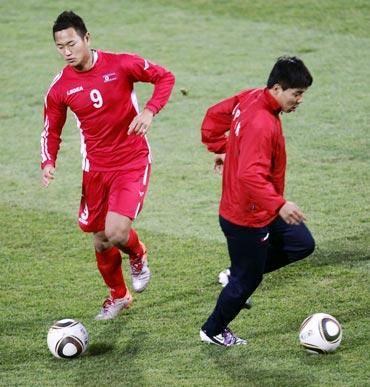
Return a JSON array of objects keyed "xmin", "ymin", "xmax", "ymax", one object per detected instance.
[{"xmin": 201, "ymin": 88, "xmax": 287, "ymax": 227}]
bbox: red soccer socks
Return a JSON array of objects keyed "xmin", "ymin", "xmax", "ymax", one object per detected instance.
[
  {"xmin": 95, "ymin": 246, "xmax": 127, "ymax": 299},
  {"xmin": 120, "ymin": 228, "xmax": 144, "ymax": 258}
]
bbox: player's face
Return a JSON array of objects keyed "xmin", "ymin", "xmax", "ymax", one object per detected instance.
[
  {"xmin": 54, "ymin": 28, "xmax": 91, "ymax": 71},
  {"xmin": 273, "ymin": 85, "xmax": 307, "ymax": 113}
]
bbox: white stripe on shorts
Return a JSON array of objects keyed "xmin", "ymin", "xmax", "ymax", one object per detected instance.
[
  {"xmin": 143, "ymin": 163, "xmax": 149, "ymax": 186},
  {"xmin": 134, "ymin": 202, "xmax": 141, "ymax": 219}
]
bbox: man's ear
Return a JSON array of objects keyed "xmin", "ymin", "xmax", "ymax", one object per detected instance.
[
  {"xmin": 270, "ymin": 83, "xmax": 282, "ymax": 96},
  {"xmin": 272, "ymin": 83, "xmax": 282, "ymax": 92},
  {"xmin": 84, "ymin": 32, "xmax": 91, "ymax": 44}
]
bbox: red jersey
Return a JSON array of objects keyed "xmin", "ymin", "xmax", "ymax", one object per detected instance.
[
  {"xmin": 41, "ymin": 50, "xmax": 175, "ymax": 171},
  {"xmin": 201, "ymin": 88, "xmax": 287, "ymax": 227}
]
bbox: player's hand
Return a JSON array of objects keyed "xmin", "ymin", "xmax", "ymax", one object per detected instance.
[
  {"xmin": 214, "ymin": 153, "xmax": 225, "ymax": 175},
  {"xmin": 279, "ymin": 201, "xmax": 306, "ymax": 225},
  {"xmin": 42, "ymin": 165, "xmax": 56, "ymax": 187},
  {"xmin": 128, "ymin": 108, "xmax": 154, "ymax": 136}
]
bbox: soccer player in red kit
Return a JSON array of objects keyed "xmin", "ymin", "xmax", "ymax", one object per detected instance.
[
  {"xmin": 40, "ymin": 11, "xmax": 175, "ymax": 320},
  {"xmin": 199, "ymin": 57, "xmax": 315, "ymax": 346}
]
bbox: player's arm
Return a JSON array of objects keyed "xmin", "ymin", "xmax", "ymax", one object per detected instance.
[
  {"xmin": 126, "ymin": 54, "xmax": 175, "ymax": 136},
  {"xmin": 40, "ymin": 88, "xmax": 67, "ymax": 187},
  {"xmin": 201, "ymin": 95, "xmax": 237, "ymax": 154}
]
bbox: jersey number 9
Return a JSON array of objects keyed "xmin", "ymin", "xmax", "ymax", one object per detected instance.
[{"xmin": 90, "ymin": 89, "xmax": 103, "ymax": 108}]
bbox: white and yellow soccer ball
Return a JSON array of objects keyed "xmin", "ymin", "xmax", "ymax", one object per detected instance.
[
  {"xmin": 299, "ymin": 313, "xmax": 342, "ymax": 354},
  {"xmin": 47, "ymin": 319, "xmax": 89, "ymax": 359}
]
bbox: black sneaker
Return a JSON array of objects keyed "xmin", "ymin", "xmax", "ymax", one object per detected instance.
[{"xmin": 200, "ymin": 327, "xmax": 247, "ymax": 347}]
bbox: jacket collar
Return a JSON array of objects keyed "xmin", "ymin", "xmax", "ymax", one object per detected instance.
[{"xmin": 264, "ymin": 88, "xmax": 282, "ymax": 114}]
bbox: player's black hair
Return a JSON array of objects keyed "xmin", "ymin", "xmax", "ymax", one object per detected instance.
[
  {"xmin": 267, "ymin": 56, "xmax": 313, "ymax": 90},
  {"xmin": 52, "ymin": 11, "xmax": 88, "ymax": 40}
]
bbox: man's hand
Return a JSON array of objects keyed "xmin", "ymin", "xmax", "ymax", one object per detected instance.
[
  {"xmin": 128, "ymin": 108, "xmax": 154, "ymax": 136},
  {"xmin": 279, "ymin": 201, "xmax": 306, "ymax": 225},
  {"xmin": 214, "ymin": 153, "xmax": 225, "ymax": 175},
  {"xmin": 42, "ymin": 164, "xmax": 55, "ymax": 187}
]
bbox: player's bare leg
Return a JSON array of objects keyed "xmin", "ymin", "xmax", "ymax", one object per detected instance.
[{"xmin": 105, "ymin": 212, "xmax": 151, "ymax": 293}]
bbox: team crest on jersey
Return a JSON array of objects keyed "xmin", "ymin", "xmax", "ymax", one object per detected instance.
[
  {"xmin": 67, "ymin": 86, "xmax": 84, "ymax": 95},
  {"xmin": 103, "ymin": 72, "xmax": 117, "ymax": 82}
]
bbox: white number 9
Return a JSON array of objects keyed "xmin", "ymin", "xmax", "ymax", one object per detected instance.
[{"xmin": 90, "ymin": 89, "xmax": 103, "ymax": 108}]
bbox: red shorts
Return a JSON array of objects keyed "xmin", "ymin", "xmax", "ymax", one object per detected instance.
[{"xmin": 78, "ymin": 163, "xmax": 151, "ymax": 233}]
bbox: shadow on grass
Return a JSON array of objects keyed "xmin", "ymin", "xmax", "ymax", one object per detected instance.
[
  {"xmin": 86, "ymin": 330, "xmax": 147, "ymax": 357},
  {"xmin": 202, "ymin": 346, "xmax": 314, "ymax": 387},
  {"xmin": 298, "ymin": 350, "xmax": 342, "ymax": 366},
  {"xmin": 73, "ymin": 326, "xmax": 148, "ymax": 385},
  {"xmin": 87, "ymin": 342, "xmax": 114, "ymax": 357},
  {"xmin": 309, "ymin": 237, "xmax": 370, "ymax": 267}
]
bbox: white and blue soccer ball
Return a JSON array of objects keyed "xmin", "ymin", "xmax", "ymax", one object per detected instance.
[
  {"xmin": 47, "ymin": 319, "xmax": 89, "ymax": 359},
  {"xmin": 299, "ymin": 313, "xmax": 342, "ymax": 354}
]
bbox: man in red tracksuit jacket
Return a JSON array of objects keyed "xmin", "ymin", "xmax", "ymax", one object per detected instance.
[{"xmin": 200, "ymin": 56, "xmax": 315, "ymax": 346}]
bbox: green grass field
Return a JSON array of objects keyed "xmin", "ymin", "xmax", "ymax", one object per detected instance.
[{"xmin": 1, "ymin": 1, "xmax": 369, "ymax": 386}]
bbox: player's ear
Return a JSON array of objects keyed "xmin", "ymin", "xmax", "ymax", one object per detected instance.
[
  {"xmin": 269, "ymin": 83, "xmax": 282, "ymax": 98},
  {"xmin": 272, "ymin": 83, "xmax": 282, "ymax": 93},
  {"xmin": 84, "ymin": 32, "xmax": 91, "ymax": 45}
]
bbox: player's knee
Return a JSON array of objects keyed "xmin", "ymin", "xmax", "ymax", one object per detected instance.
[
  {"xmin": 93, "ymin": 230, "xmax": 111, "ymax": 252},
  {"xmin": 300, "ymin": 234, "xmax": 315, "ymax": 259},
  {"xmin": 105, "ymin": 226, "xmax": 130, "ymax": 247},
  {"xmin": 93, "ymin": 236, "xmax": 111, "ymax": 252},
  {"xmin": 307, "ymin": 235, "xmax": 315, "ymax": 256}
]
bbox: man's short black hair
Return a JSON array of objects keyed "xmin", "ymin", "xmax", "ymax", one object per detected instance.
[
  {"xmin": 267, "ymin": 56, "xmax": 313, "ymax": 90},
  {"xmin": 52, "ymin": 11, "xmax": 88, "ymax": 40}
]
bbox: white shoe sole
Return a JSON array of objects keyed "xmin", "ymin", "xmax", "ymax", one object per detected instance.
[
  {"xmin": 95, "ymin": 295, "xmax": 132, "ymax": 320},
  {"xmin": 200, "ymin": 330, "xmax": 221, "ymax": 345},
  {"xmin": 200, "ymin": 329, "xmax": 247, "ymax": 346}
]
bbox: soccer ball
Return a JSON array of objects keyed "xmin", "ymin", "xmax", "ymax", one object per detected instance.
[
  {"xmin": 299, "ymin": 313, "xmax": 342, "ymax": 354},
  {"xmin": 47, "ymin": 319, "xmax": 89, "ymax": 359}
]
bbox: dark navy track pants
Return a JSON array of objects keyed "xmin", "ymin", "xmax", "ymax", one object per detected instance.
[{"xmin": 202, "ymin": 215, "xmax": 315, "ymax": 336}]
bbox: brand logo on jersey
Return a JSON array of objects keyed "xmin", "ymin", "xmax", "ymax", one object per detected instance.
[
  {"xmin": 103, "ymin": 72, "xmax": 117, "ymax": 82},
  {"xmin": 67, "ymin": 86, "xmax": 84, "ymax": 95}
]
